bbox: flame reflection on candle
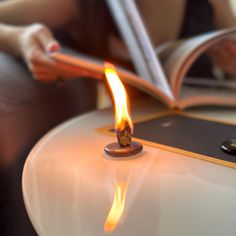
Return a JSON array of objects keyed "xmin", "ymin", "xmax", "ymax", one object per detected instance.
[
  {"xmin": 104, "ymin": 180, "xmax": 129, "ymax": 232},
  {"xmin": 104, "ymin": 62, "xmax": 133, "ymax": 132}
]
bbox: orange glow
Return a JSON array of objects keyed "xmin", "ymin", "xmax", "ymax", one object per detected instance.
[
  {"xmin": 104, "ymin": 181, "xmax": 128, "ymax": 232},
  {"xmin": 104, "ymin": 63, "xmax": 133, "ymax": 132}
]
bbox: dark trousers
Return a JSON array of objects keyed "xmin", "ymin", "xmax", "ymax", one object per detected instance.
[{"xmin": 0, "ymin": 52, "xmax": 97, "ymax": 235}]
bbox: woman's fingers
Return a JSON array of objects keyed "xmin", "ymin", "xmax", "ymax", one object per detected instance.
[
  {"xmin": 208, "ymin": 40, "xmax": 236, "ymax": 77},
  {"xmin": 35, "ymin": 25, "xmax": 61, "ymax": 53},
  {"xmin": 209, "ymin": 43, "xmax": 231, "ymax": 63},
  {"xmin": 17, "ymin": 23, "xmax": 61, "ymax": 81},
  {"xmin": 32, "ymin": 72, "xmax": 58, "ymax": 82},
  {"xmin": 29, "ymin": 58, "xmax": 60, "ymax": 82},
  {"xmin": 16, "ymin": 23, "xmax": 89, "ymax": 82},
  {"xmin": 16, "ymin": 23, "xmax": 84, "ymax": 82}
]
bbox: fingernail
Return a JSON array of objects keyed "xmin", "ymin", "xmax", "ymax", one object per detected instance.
[{"xmin": 47, "ymin": 42, "xmax": 60, "ymax": 53}]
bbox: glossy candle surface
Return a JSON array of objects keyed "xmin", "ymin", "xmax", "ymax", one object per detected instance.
[{"xmin": 22, "ymin": 98, "xmax": 236, "ymax": 236}]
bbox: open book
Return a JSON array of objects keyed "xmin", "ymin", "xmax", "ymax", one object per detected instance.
[{"xmin": 51, "ymin": 0, "xmax": 236, "ymax": 109}]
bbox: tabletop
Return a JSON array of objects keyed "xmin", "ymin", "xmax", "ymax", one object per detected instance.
[{"xmin": 22, "ymin": 98, "xmax": 236, "ymax": 236}]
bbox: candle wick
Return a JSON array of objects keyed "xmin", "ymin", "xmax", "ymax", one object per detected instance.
[{"xmin": 116, "ymin": 121, "xmax": 132, "ymax": 147}]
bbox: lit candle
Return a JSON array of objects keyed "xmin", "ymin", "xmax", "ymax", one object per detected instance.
[{"xmin": 104, "ymin": 62, "xmax": 143, "ymax": 157}]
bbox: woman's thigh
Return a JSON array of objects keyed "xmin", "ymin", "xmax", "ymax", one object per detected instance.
[
  {"xmin": 0, "ymin": 52, "xmax": 97, "ymax": 235},
  {"xmin": 0, "ymin": 52, "xmax": 97, "ymax": 166}
]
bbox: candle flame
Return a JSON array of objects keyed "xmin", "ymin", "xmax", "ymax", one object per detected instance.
[
  {"xmin": 104, "ymin": 181, "xmax": 128, "ymax": 232},
  {"xmin": 104, "ymin": 63, "xmax": 133, "ymax": 132}
]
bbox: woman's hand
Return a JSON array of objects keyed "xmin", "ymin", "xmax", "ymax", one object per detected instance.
[
  {"xmin": 17, "ymin": 23, "xmax": 61, "ymax": 82},
  {"xmin": 208, "ymin": 39, "xmax": 236, "ymax": 78},
  {"xmin": 0, "ymin": 23, "xmax": 89, "ymax": 82}
]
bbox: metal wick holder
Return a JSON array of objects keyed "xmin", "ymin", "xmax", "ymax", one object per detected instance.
[{"xmin": 104, "ymin": 123, "xmax": 143, "ymax": 158}]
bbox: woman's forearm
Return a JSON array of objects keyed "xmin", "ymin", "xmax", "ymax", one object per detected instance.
[
  {"xmin": 209, "ymin": 0, "xmax": 236, "ymax": 28},
  {"xmin": 0, "ymin": 24, "xmax": 22, "ymax": 56},
  {"xmin": 0, "ymin": 0, "xmax": 79, "ymax": 29}
]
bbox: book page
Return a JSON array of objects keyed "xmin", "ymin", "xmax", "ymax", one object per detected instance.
[
  {"xmin": 178, "ymin": 84, "xmax": 236, "ymax": 109},
  {"xmin": 106, "ymin": 0, "xmax": 174, "ymax": 101},
  {"xmin": 50, "ymin": 48, "xmax": 176, "ymax": 108},
  {"xmin": 163, "ymin": 28, "xmax": 236, "ymax": 98}
]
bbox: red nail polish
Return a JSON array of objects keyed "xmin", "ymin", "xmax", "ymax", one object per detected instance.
[{"xmin": 48, "ymin": 43, "xmax": 60, "ymax": 53}]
